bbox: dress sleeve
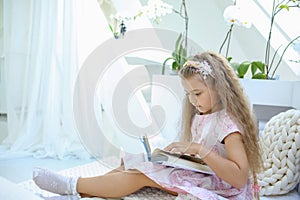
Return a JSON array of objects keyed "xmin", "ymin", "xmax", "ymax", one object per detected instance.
[{"xmin": 218, "ymin": 113, "xmax": 242, "ymax": 143}]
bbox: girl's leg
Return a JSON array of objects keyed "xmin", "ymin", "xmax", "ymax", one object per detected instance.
[
  {"xmin": 77, "ymin": 169, "xmax": 177, "ymax": 198},
  {"xmin": 33, "ymin": 167, "xmax": 177, "ymax": 198}
]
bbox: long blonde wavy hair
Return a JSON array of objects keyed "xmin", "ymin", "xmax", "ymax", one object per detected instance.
[{"xmin": 178, "ymin": 51, "xmax": 262, "ymax": 180}]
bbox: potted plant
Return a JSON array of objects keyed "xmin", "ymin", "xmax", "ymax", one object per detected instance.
[
  {"xmin": 160, "ymin": 0, "xmax": 189, "ymax": 75},
  {"xmin": 108, "ymin": 0, "xmax": 189, "ymax": 75},
  {"xmin": 109, "ymin": 0, "xmax": 173, "ymax": 39},
  {"xmin": 219, "ymin": 2, "xmax": 252, "ymax": 58},
  {"xmin": 231, "ymin": 35, "xmax": 300, "ymax": 79},
  {"xmin": 224, "ymin": 0, "xmax": 300, "ymax": 79},
  {"xmin": 161, "ymin": 33, "xmax": 187, "ymax": 75}
]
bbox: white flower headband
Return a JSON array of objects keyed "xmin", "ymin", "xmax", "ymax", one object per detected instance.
[{"xmin": 183, "ymin": 60, "xmax": 214, "ymax": 79}]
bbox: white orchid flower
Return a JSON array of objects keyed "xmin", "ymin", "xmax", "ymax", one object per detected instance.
[
  {"xmin": 223, "ymin": 5, "xmax": 252, "ymax": 28},
  {"xmin": 111, "ymin": 0, "xmax": 173, "ymax": 23},
  {"xmin": 141, "ymin": 0, "xmax": 173, "ymax": 22}
]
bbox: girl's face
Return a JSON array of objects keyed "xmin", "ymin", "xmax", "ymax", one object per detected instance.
[{"xmin": 181, "ymin": 75, "xmax": 220, "ymax": 114}]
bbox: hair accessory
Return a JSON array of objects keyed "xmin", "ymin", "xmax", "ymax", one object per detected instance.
[
  {"xmin": 183, "ymin": 60, "xmax": 213, "ymax": 79},
  {"xmin": 252, "ymin": 183, "xmax": 260, "ymax": 192},
  {"xmin": 252, "ymin": 183, "xmax": 260, "ymax": 200}
]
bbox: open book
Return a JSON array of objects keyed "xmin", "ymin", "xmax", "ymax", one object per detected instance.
[
  {"xmin": 140, "ymin": 136, "xmax": 214, "ymax": 174},
  {"xmin": 151, "ymin": 148, "xmax": 214, "ymax": 174}
]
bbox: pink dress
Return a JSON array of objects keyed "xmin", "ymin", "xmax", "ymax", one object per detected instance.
[{"xmin": 129, "ymin": 110, "xmax": 254, "ymax": 200}]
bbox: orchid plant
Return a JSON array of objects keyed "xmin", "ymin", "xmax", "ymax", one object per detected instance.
[
  {"xmin": 161, "ymin": 0, "xmax": 189, "ymax": 74},
  {"xmin": 109, "ymin": 0, "xmax": 189, "ymax": 75},
  {"xmin": 219, "ymin": 4, "xmax": 252, "ymax": 58},
  {"xmin": 218, "ymin": 3, "xmax": 255, "ymax": 79},
  {"xmin": 109, "ymin": 0, "xmax": 173, "ymax": 39},
  {"xmin": 263, "ymin": 0, "xmax": 300, "ymax": 79},
  {"xmin": 221, "ymin": 0, "xmax": 300, "ymax": 79}
]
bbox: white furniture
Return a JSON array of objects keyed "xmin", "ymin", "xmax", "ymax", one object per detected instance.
[{"xmin": 239, "ymin": 79, "xmax": 300, "ymax": 110}]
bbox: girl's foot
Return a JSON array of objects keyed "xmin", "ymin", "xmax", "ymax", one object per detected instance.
[{"xmin": 33, "ymin": 168, "xmax": 79, "ymax": 196}]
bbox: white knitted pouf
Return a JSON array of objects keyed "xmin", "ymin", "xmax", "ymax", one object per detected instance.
[{"xmin": 258, "ymin": 109, "xmax": 300, "ymax": 196}]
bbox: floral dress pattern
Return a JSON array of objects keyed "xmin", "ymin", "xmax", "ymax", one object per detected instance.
[{"xmin": 129, "ymin": 110, "xmax": 254, "ymax": 200}]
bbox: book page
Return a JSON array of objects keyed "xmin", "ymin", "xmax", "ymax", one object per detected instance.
[{"xmin": 151, "ymin": 148, "xmax": 214, "ymax": 174}]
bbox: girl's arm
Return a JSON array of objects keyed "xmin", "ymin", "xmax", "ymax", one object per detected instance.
[
  {"xmin": 201, "ymin": 132, "xmax": 249, "ymax": 189},
  {"xmin": 164, "ymin": 132, "xmax": 249, "ymax": 189}
]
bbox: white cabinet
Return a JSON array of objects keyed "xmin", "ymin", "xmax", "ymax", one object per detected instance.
[{"xmin": 239, "ymin": 79, "xmax": 300, "ymax": 109}]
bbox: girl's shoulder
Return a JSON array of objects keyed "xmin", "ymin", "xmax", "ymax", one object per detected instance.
[{"xmin": 216, "ymin": 110, "xmax": 243, "ymax": 141}]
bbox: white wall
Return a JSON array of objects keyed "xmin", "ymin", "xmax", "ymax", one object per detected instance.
[
  {"xmin": 0, "ymin": 0, "xmax": 6, "ymax": 113},
  {"xmin": 0, "ymin": 0, "xmax": 7, "ymax": 143}
]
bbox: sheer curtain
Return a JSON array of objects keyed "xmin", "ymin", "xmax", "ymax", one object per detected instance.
[{"xmin": 1, "ymin": 0, "xmax": 110, "ymax": 159}]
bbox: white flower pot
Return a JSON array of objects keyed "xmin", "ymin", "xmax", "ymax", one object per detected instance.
[
  {"xmin": 151, "ymin": 75, "xmax": 300, "ymax": 110},
  {"xmin": 239, "ymin": 79, "xmax": 300, "ymax": 109}
]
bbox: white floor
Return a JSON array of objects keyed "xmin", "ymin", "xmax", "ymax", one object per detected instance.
[
  {"xmin": 0, "ymin": 156, "xmax": 94, "ymax": 183},
  {"xmin": 0, "ymin": 114, "xmax": 96, "ymax": 184}
]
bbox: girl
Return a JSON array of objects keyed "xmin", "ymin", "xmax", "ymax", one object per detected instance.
[{"xmin": 33, "ymin": 51, "xmax": 262, "ymax": 199}]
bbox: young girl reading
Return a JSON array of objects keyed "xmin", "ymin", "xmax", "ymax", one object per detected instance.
[{"xmin": 33, "ymin": 51, "xmax": 262, "ymax": 199}]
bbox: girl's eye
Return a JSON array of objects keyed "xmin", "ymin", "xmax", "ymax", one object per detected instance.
[{"xmin": 195, "ymin": 93, "xmax": 201, "ymax": 96}]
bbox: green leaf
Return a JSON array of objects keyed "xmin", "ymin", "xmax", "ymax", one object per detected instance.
[
  {"xmin": 251, "ymin": 61, "xmax": 265, "ymax": 76},
  {"xmin": 178, "ymin": 44, "xmax": 183, "ymax": 56},
  {"xmin": 178, "ymin": 44, "xmax": 184, "ymax": 60},
  {"xmin": 227, "ymin": 57, "xmax": 233, "ymax": 62},
  {"xmin": 172, "ymin": 61, "xmax": 180, "ymax": 70},
  {"xmin": 171, "ymin": 52, "xmax": 177, "ymax": 60},
  {"xmin": 178, "ymin": 44, "xmax": 187, "ymax": 69},
  {"xmin": 181, "ymin": 46, "xmax": 187, "ymax": 58},
  {"xmin": 109, "ymin": 25, "xmax": 114, "ymax": 33},
  {"xmin": 237, "ymin": 62, "xmax": 251, "ymax": 78},
  {"xmin": 175, "ymin": 33, "xmax": 183, "ymax": 52},
  {"xmin": 172, "ymin": 50, "xmax": 179, "ymax": 59},
  {"xmin": 162, "ymin": 57, "xmax": 175, "ymax": 75},
  {"xmin": 252, "ymin": 73, "xmax": 267, "ymax": 79},
  {"xmin": 179, "ymin": 57, "xmax": 187, "ymax": 68},
  {"xmin": 251, "ymin": 65, "xmax": 257, "ymax": 76},
  {"xmin": 251, "ymin": 61, "xmax": 265, "ymax": 74},
  {"xmin": 167, "ymin": 33, "xmax": 188, "ymax": 71},
  {"xmin": 279, "ymin": 4, "xmax": 290, "ymax": 11}
]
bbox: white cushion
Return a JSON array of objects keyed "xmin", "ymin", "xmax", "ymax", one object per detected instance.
[{"xmin": 258, "ymin": 109, "xmax": 300, "ymax": 195}]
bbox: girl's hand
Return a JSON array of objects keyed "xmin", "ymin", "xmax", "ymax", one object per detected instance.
[{"xmin": 164, "ymin": 142, "xmax": 202, "ymax": 156}]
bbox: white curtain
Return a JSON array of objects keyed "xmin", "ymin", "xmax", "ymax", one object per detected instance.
[{"xmin": 1, "ymin": 0, "xmax": 110, "ymax": 159}]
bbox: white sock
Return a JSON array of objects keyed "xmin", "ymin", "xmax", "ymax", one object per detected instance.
[{"xmin": 33, "ymin": 168, "xmax": 80, "ymax": 196}]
